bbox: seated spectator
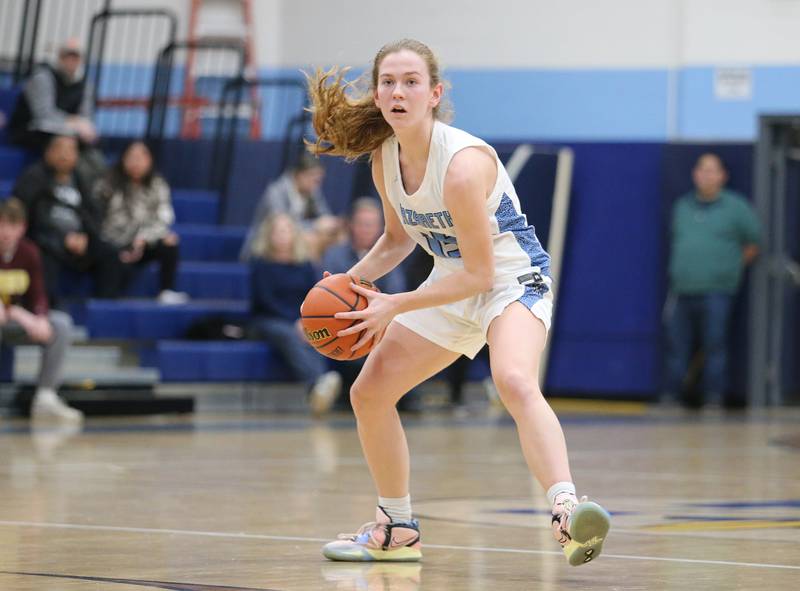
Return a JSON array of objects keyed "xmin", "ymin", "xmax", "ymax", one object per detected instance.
[
  {"xmin": 8, "ymin": 38, "xmax": 104, "ymax": 183},
  {"xmin": 15, "ymin": 135, "xmax": 123, "ymax": 306},
  {"xmin": 94, "ymin": 141, "xmax": 187, "ymax": 305},
  {"xmin": 241, "ymin": 154, "xmax": 341, "ymax": 261},
  {"xmin": 0, "ymin": 198, "xmax": 81, "ymax": 423},
  {"xmin": 322, "ymin": 197, "xmax": 406, "ymax": 294},
  {"xmin": 248, "ymin": 213, "xmax": 341, "ymax": 415}
]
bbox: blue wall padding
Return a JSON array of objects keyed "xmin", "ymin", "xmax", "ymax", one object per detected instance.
[
  {"xmin": 139, "ymin": 340, "xmax": 293, "ymax": 382},
  {"xmin": 85, "ymin": 300, "xmax": 250, "ymax": 339},
  {"xmin": 221, "ymin": 140, "xmax": 285, "ymax": 225},
  {"xmin": 541, "ymin": 143, "xmax": 667, "ymax": 393},
  {"xmin": 155, "ymin": 138, "xmax": 218, "ymax": 189}
]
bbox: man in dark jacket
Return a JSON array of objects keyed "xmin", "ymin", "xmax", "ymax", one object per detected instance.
[
  {"xmin": 13, "ymin": 135, "xmax": 122, "ymax": 305},
  {"xmin": 8, "ymin": 38, "xmax": 97, "ymax": 151}
]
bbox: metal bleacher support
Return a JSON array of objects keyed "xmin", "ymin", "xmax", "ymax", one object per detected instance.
[
  {"xmin": 749, "ymin": 115, "xmax": 800, "ymax": 407},
  {"xmin": 84, "ymin": 6, "xmax": 178, "ymax": 138}
]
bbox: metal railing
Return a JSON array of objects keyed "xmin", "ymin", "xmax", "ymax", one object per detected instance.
[
  {"xmin": 0, "ymin": 0, "xmax": 109, "ymax": 86},
  {"xmin": 84, "ymin": 7, "xmax": 177, "ymax": 137},
  {"xmin": 211, "ymin": 76, "xmax": 310, "ymax": 211},
  {"xmin": 147, "ymin": 39, "xmax": 246, "ymax": 145}
]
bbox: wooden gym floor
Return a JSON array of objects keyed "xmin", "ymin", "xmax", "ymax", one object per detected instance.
[{"xmin": 0, "ymin": 403, "xmax": 798, "ymax": 590}]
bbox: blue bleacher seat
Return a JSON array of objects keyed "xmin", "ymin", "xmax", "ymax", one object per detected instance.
[
  {"xmin": 0, "ymin": 145, "xmax": 29, "ymax": 181},
  {"xmin": 0, "ymin": 179, "xmax": 13, "ymax": 198},
  {"xmin": 171, "ymin": 189, "xmax": 219, "ymax": 224},
  {"xmin": 0, "ymin": 346, "xmax": 14, "ymax": 382},
  {"xmin": 175, "ymin": 223, "xmax": 247, "ymax": 261},
  {"xmin": 127, "ymin": 261, "xmax": 250, "ymax": 300},
  {"xmin": 0, "ymin": 86, "xmax": 21, "ymax": 145},
  {"xmin": 56, "ymin": 260, "xmax": 250, "ymax": 300},
  {"xmin": 140, "ymin": 340, "xmax": 293, "ymax": 382},
  {"xmin": 84, "ymin": 299, "xmax": 250, "ymax": 339}
]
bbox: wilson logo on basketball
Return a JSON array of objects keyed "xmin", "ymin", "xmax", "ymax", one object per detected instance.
[{"xmin": 305, "ymin": 327, "xmax": 332, "ymax": 342}]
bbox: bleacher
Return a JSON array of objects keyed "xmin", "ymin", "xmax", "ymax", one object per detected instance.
[
  {"xmin": 0, "ymin": 1, "xmax": 368, "ymax": 413},
  {"xmin": 0, "ymin": 106, "xmax": 300, "ymax": 411},
  {"xmin": 0, "ymin": 132, "xmax": 493, "ymax": 414}
]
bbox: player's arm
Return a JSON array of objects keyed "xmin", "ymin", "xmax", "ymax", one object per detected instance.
[{"xmin": 345, "ymin": 145, "xmax": 417, "ymax": 282}]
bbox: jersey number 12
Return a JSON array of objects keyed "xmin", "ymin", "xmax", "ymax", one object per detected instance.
[{"xmin": 422, "ymin": 231, "xmax": 461, "ymax": 258}]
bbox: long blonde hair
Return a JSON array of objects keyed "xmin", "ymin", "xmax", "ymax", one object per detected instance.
[
  {"xmin": 306, "ymin": 39, "xmax": 451, "ymax": 161},
  {"xmin": 251, "ymin": 213, "xmax": 310, "ymax": 263}
]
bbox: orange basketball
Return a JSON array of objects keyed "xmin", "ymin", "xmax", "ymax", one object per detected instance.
[{"xmin": 300, "ymin": 273, "xmax": 382, "ymax": 360}]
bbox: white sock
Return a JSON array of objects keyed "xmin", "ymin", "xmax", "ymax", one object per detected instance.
[
  {"xmin": 378, "ymin": 494, "xmax": 412, "ymax": 522},
  {"xmin": 34, "ymin": 388, "xmax": 57, "ymax": 402},
  {"xmin": 546, "ymin": 482, "xmax": 577, "ymax": 506}
]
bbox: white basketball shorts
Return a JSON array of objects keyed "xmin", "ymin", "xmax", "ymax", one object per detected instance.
[{"xmin": 393, "ymin": 266, "xmax": 553, "ymax": 359}]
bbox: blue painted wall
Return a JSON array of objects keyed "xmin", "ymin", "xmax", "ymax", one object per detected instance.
[
  {"xmin": 679, "ymin": 66, "xmax": 800, "ymax": 139},
  {"xmin": 449, "ymin": 69, "xmax": 669, "ymax": 140}
]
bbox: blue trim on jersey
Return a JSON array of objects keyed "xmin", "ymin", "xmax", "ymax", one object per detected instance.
[
  {"xmin": 519, "ymin": 285, "xmax": 543, "ymax": 309},
  {"xmin": 495, "ymin": 193, "xmax": 551, "ymax": 273}
]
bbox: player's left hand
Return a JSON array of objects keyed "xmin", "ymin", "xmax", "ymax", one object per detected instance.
[{"xmin": 335, "ymin": 281, "xmax": 396, "ymax": 351}]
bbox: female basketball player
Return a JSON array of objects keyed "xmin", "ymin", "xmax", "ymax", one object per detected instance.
[{"xmin": 306, "ymin": 39, "xmax": 610, "ymax": 566}]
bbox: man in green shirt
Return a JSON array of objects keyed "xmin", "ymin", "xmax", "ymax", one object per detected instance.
[{"xmin": 665, "ymin": 153, "xmax": 761, "ymax": 407}]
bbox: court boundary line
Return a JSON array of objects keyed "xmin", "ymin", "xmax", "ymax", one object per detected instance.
[{"xmin": 0, "ymin": 520, "xmax": 798, "ymax": 571}]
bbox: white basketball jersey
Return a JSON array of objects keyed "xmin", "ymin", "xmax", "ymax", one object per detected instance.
[{"xmin": 381, "ymin": 121, "xmax": 550, "ymax": 280}]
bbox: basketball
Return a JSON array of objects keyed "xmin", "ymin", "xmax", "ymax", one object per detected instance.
[{"xmin": 300, "ymin": 273, "xmax": 382, "ymax": 360}]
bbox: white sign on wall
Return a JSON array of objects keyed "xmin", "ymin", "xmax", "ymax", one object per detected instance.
[{"xmin": 714, "ymin": 67, "xmax": 753, "ymax": 100}]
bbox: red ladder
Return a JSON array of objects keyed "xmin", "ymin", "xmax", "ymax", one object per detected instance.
[{"xmin": 181, "ymin": 0, "xmax": 260, "ymax": 139}]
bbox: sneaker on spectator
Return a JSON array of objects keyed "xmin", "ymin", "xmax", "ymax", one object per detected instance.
[
  {"xmin": 482, "ymin": 377, "xmax": 503, "ymax": 409},
  {"xmin": 310, "ymin": 371, "xmax": 342, "ymax": 416},
  {"xmin": 31, "ymin": 389, "xmax": 84, "ymax": 424},
  {"xmin": 451, "ymin": 402, "xmax": 470, "ymax": 419},
  {"xmin": 158, "ymin": 289, "xmax": 189, "ymax": 305}
]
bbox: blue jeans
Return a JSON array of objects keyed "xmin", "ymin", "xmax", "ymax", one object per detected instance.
[
  {"xmin": 249, "ymin": 317, "xmax": 327, "ymax": 387},
  {"xmin": 664, "ymin": 293, "xmax": 734, "ymax": 404}
]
